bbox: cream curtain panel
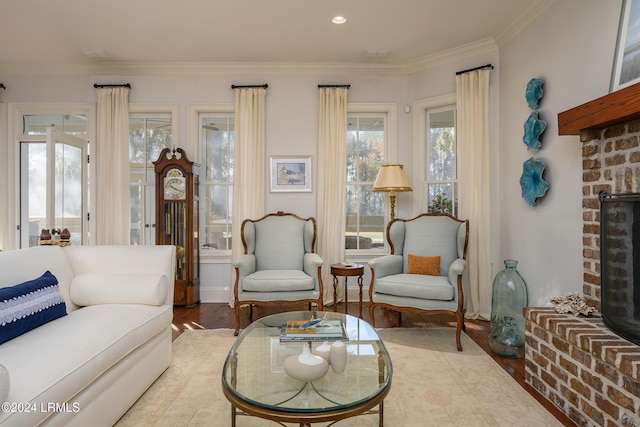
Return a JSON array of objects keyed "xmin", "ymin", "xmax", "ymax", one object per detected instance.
[
  {"xmin": 230, "ymin": 87, "xmax": 267, "ymax": 305},
  {"xmin": 95, "ymin": 87, "xmax": 130, "ymax": 245},
  {"xmin": 456, "ymin": 69, "xmax": 492, "ymax": 320},
  {"xmin": 316, "ymin": 87, "xmax": 348, "ymax": 305}
]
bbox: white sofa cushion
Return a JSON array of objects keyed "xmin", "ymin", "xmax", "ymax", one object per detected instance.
[
  {"xmin": 0, "ymin": 304, "xmax": 171, "ymax": 426},
  {"xmin": 70, "ymin": 273, "xmax": 168, "ymax": 306}
]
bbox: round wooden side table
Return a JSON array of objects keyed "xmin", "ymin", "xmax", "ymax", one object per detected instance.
[{"xmin": 330, "ymin": 263, "xmax": 365, "ymax": 318}]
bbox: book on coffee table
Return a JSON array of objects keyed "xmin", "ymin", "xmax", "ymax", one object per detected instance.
[{"xmin": 280, "ymin": 319, "xmax": 347, "ymax": 342}]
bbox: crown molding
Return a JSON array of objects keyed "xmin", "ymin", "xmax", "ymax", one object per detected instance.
[
  {"xmin": 1, "ymin": 41, "xmax": 502, "ymax": 77},
  {"xmin": 0, "ymin": 60, "xmax": 409, "ymax": 77},
  {"xmin": 406, "ymin": 38, "xmax": 498, "ymax": 74},
  {"xmin": 493, "ymin": 0, "xmax": 556, "ymax": 47}
]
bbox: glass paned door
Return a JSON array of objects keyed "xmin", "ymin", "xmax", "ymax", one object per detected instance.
[{"xmin": 19, "ymin": 127, "xmax": 88, "ymax": 247}]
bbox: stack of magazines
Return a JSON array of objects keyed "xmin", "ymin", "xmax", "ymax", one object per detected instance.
[{"xmin": 280, "ymin": 319, "xmax": 347, "ymax": 342}]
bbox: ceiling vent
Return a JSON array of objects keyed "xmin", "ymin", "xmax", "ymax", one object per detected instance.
[
  {"xmin": 364, "ymin": 50, "xmax": 389, "ymax": 58},
  {"xmin": 81, "ymin": 50, "xmax": 109, "ymax": 57}
]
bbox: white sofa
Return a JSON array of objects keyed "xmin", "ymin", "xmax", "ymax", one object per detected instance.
[{"xmin": 0, "ymin": 244, "xmax": 175, "ymax": 427}]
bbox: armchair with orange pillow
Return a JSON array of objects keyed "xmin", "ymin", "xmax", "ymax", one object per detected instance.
[{"xmin": 368, "ymin": 213, "xmax": 469, "ymax": 350}]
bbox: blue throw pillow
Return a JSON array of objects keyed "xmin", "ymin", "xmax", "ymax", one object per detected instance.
[{"xmin": 0, "ymin": 271, "xmax": 67, "ymax": 345}]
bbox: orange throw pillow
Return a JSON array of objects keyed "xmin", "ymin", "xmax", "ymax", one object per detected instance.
[{"xmin": 407, "ymin": 254, "xmax": 440, "ymax": 276}]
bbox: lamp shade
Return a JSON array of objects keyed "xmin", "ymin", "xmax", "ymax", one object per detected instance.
[{"xmin": 372, "ymin": 164, "xmax": 412, "ymax": 192}]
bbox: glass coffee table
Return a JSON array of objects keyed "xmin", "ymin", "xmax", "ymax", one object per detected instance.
[{"xmin": 221, "ymin": 311, "xmax": 392, "ymax": 427}]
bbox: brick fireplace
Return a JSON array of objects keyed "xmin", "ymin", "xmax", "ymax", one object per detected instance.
[{"xmin": 523, "ymin": 84, "xmax": 640, "ymax": 426}]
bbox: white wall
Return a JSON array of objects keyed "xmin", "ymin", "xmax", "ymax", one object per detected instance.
[{"xmin": 497, "ymin": 0, "xmax": 622, "ymax": 306}]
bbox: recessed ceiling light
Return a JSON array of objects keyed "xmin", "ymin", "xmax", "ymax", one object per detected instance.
[{"xmin": 332, "ymin": 16, "xmax": 346, "ymax": 24}]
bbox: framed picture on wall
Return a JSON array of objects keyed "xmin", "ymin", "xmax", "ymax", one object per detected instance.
[
  {"xmin": 269, "ymin": 155, "xmax": 312, "ymax": 192},
  {"xmin": 611, "ymin": 0, "xmax": 640, "ymax": 91}
]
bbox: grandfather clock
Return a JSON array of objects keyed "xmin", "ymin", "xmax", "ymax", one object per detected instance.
[{"xmin": 153, "ymin": 148, "xmax": 200, "ymax": 307}]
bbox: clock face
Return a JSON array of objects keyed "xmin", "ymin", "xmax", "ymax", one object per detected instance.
[{"xmin": 164, "ymin": 170, "xmax": 186, "ymax": 200}]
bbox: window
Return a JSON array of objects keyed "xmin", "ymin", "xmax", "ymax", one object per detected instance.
[
  {"xmin": 200, "ymin": 114, "xmax": 234, "ymax": 252},
  {"xmin": 129, "ymin": 114, "xmax": 172, "ymax": 245},
  {"xmin": 345, "ymin": 114, "xmax": 386, "ymax": 251},
  {"xmin": 424, "ymin": 106, "xmax": 457, "ymax": 216}
]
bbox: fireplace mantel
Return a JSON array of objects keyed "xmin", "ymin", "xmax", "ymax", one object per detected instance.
[{"xmin": 558, "ymin": 82, "xmax": 640, "ymax": 141}]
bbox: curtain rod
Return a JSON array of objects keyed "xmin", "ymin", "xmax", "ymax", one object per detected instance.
[
  {"xmin": 93, "ymin": 83, "xmax": 131, "ymax": 88},
  {"xmin": 0, "ymin": 84, "xmax": 5, "ymax": 90},
  {"xmin": 231, "ymin": 84, "xmax": 268, "ymax": 89},
  {"xmin": 317, "ymin": 84, "xmax": 351, "ymax": 88},
  {"xmin": 455, "ymin": 64, "xmax": 493, "ymax": 75}
]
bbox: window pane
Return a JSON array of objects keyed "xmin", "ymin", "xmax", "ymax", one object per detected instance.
[
  {"xmin": 428, "ymin": 110, "xmax": 456, "ymax": 181},
  {"xmin": 203, "ymin": 118, "xmax": 234, "ymax": 182},
  {"xmin": 55, "ymin": 143, "xmax": 83, "ymax": 246},
  {"xmin": 129, "ymin": 117, "xmax": 172, "ymax": 165},
  {"xmin": 22, "ymin": 143, "xmax": 46, "ymax": 247},
  {"xmin": 347, "ymin": 117, "xmax": 384, "ymax": 183},
  {"xmin": 129, "ymin": 118, "xmax": 145, "ymax": 164},
  {"xmin": 147, "ymin": 118, "xmax": 172, "ymax": 164},
  {"xmin": 130, "ymin": 185, "xmax": 142, "ymax": 245},
  {"xmin": 427, "ymin": 183, "xmax": 457, "ymax": 216},
  {"xmin": 23, "ymin": 114, "xmax": 87, "ymax": 136}
]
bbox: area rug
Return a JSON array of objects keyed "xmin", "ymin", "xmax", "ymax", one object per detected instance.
[{"xmin": 115, "ymin": 328, "xmax": 561, "ymax": 427}]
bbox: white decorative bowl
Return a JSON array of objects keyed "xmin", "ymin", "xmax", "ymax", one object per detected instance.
[{"xmin": 284, "ymin": 345, "xmax": 329, "ymax": 382}]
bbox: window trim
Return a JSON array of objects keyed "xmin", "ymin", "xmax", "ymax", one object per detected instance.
[
  {"xmin": 346, "ymin": 102, "xmax": 397, "ymax": 257},
  {"xmin": 412, "ymin": 94, "xmax": 456, "ymax": 214}
]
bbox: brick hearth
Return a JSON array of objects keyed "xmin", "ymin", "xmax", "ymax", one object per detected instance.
[{"xmin": 524, "ymin": 308, "xmax": 640, "ymax": 426}]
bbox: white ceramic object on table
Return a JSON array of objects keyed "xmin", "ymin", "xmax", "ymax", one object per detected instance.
[
  {"xmin": 313, "ymin": 341, "xmax": 332, "ymax": 364},
  {"xmin": 330, "ymin": 341, "xmax": 347, "ymax": 374},
  {"xmin": 283, "ymin": 345, "xmax": 329, "ymax": 382}
]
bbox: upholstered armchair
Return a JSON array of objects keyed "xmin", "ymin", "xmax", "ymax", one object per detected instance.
[
  {"xmin": 368, "ymin": 213, "xmax": 469, "ymax": 351},
  {"xmin": 232, "ymin": 212, "xmax": 324, "ymax": 335}
]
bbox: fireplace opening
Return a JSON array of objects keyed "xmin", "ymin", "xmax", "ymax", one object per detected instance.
[{"xmin": 599, "ymin": 192, "xmax": 640, "ymax": 346}]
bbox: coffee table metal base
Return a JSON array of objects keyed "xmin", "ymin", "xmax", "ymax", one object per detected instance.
[{"xmin": 224, "ymin": 388, "xmax": 386, "ymax": 427}]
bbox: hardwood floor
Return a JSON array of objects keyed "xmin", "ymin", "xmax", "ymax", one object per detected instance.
[{"xmin": 172, "ymin": 302, "xmax": 577, "ymax": 427}]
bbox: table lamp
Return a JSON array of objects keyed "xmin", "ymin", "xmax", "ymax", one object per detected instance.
[{"xmin": 372, "ymin": 164, "xmax": 412, "ymax": 221}]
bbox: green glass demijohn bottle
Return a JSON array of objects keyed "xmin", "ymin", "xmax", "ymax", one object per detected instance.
[{"xmin": 489, "ymin": 260, "xmax": 528, "ymax": 358}]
